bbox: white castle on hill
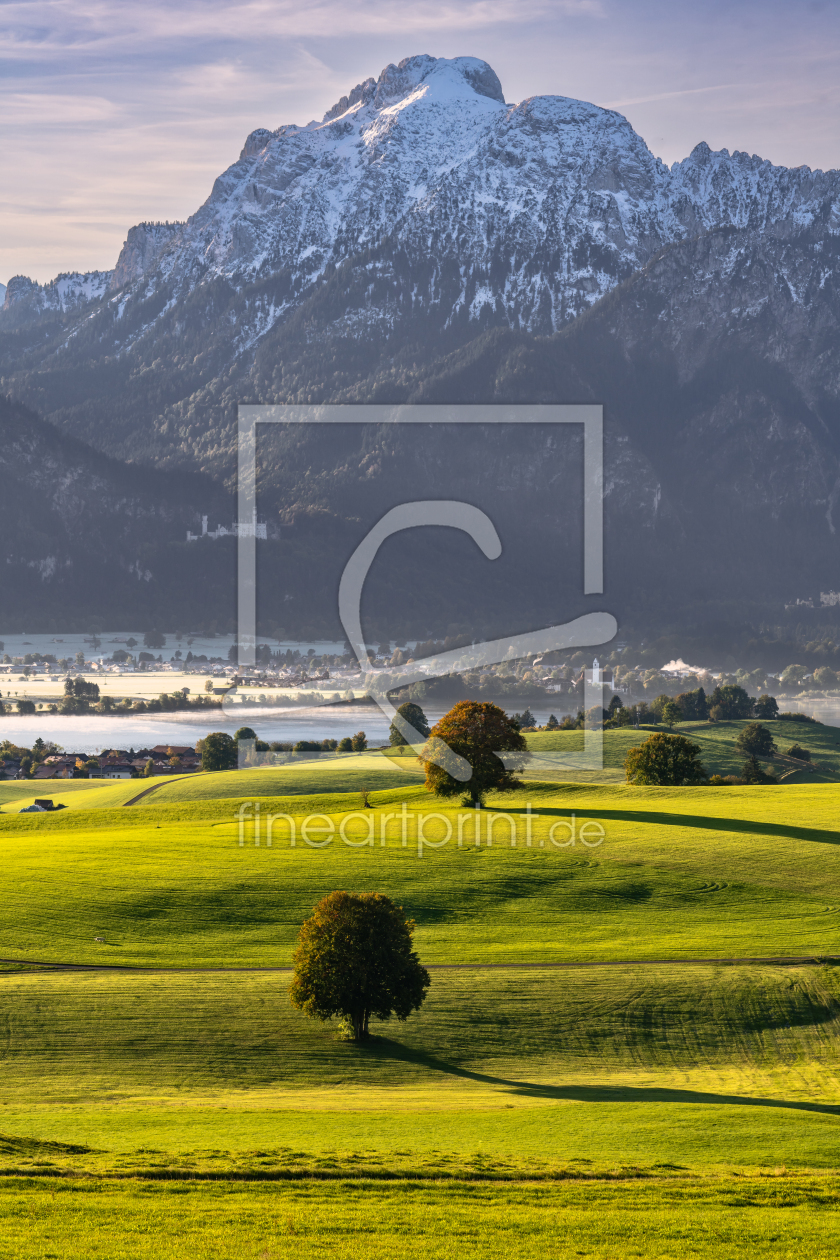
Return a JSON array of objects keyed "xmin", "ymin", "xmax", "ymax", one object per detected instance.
[{"xmin": 187, "ymin": 511, "xmax": 267, "ymax": 542}]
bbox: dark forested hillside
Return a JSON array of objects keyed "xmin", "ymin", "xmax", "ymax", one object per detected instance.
[{"xmin": 0, "ymin": 395, "xmax": 234, "ymax": 631}]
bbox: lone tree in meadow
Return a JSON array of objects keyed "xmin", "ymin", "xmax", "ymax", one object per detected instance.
[
  {"xmin": 388, "ymin": 701, "xmax": 430, "ymax": 747},
  {"xmin": 624, "ymin": 733, "xmax": 707, "ymax": 786},
  {"xmin": 420, "ymin": 700, "xmax": 529, "ymax": 807},
  {"xmin": 197, "ymin": 731, "xmax": 238, "ymax": 771},
  {"xmin": 735, "ymin": 722, "xmax": 776, "ymax": 759},
  {"xmin": 289, "ymin": 891, "xmax": 430, "ymax": 1043}
]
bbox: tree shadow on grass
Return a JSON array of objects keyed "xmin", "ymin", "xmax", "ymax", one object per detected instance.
[
  {"xmin": 501, "ymin": 805, "xmax": 840, "ymax": 848},
  {"xmin": 363, "ymin": 1037, "xmax": 840, "ymax": 1116}
]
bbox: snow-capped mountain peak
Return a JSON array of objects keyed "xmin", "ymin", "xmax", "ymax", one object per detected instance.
[
  {"xmin": 323, "ymin": 54, "xmax": 505, "ymax": 120},
  {"xmin": 5, "ymin": 53, "xmax": 839, "ymax": 353}
]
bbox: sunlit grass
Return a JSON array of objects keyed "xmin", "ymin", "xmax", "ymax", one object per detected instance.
[
  {"xmin": 4, "ymin": 1176, "xmax": 840, "ymax": 1260},
  {"xmin": 2, "ymin": 771, "xmax": 840, "ymax": 1245}
]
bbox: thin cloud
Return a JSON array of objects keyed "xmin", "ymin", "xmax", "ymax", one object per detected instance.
[
  {"xmin": 605, "ymin": 83, "xmax": 742, "ymax": 109},
  {"xmin": 0, "ymin": 0, "xmax": 600, "ymax": 59},
  {"xmin": 2, "ymin": 91, "xmax": 117, "ymax": 122}
]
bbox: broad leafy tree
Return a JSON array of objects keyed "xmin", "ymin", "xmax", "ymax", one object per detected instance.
[
  {"xmin": 421, "ymin": 700, "xmax": 529, "ymax": 807},
  {"xmin": 660, "ymin": 699, "xmax": 682, "ymax": 728},
  {"xmin": 624, "ymin": 733, "xmax": 707, "ymax": 786},
  {"xmin": 708, "ymin": 685, "xmax": 754, "ymax": 721},
  {"xmin": 735, "ymin": 723, "xmax": 776, "ymax": 758},
  {"xmin": 290, "ymin": 891, "xmax": 430, "ymax": 1042},
  {"xmin": 388, "ymin": 702, "xmax": 430, "ymax": 747},
  {"xmin": 676, "ymin": 686, "xmax": 709, "ymax": 720},
  {"xmin": 198, "ymin": 732, "xmax": 238, "ymax": 771},
  {"xmin": 787, "ymin": 743, "xmax": 811, "ymax": 762},
  {"xmin": 650, "ymin": 694, "xmax": 673, "ymax": 721},
  {"xmin": 754, "ymin": 694, "xmax": 779, "ymax": 720}
]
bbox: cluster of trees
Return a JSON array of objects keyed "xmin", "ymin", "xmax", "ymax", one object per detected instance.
[
  {"xmin": 623, "ymin": 731, "xmax": 783, "ymax": 787},
  {"xmin": 52, "ymin": 682, "xmax": 220, "ymax": 718},
  {"xmin": 543, "ymin": 687, "xmax": 779, "ymax": 732},
  {"xmin": 128, "ymin": 691, "xmax": 219, "ymax": 715},
  {"xmin": 630, "ymin": 685, "xmax": 780, "ymax": 727},
  {"xmin": 623, "ymin": 717, "xmax": 817, "ymax": 787},
  {"xmin": 2, "ymin": 674, "xmax": 225, "ymax": 720},
  {"xmin": 778, "ymin": 663, "xmax": 840, "ymax": 692},
  {"xmin": 0, "ymin": 737, "xmax": 62, "ymax": 778},
  {"xmin": 288, "ymin": 733, "xmax": 368, "ymax": 754},
  {"xmin": 58, "ymin": 675, "xmax": 100, "ymax": 714},
  {"xmin": 197, "ymin": 726, "xmax": 372, "ymax": 771}
]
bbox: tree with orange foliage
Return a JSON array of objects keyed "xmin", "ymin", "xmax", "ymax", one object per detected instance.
[{"xmin": 420, "ymin": 700, "xmax": 529, "ymax": 808}]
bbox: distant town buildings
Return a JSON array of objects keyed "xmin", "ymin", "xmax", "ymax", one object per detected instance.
[
  {"xmin": 584, "ymin": 658, "xmax": 617, "ymax": 690},
  {"xmin": 16, "ymin": 746, "xmax": 203, "ymax": 781}
]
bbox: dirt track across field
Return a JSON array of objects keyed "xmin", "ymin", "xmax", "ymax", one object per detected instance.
[
  {"xmin": 121, "ymin": 781, "xmax": 173, "ymax": 807},
  {"xmin": 1, "ymin": 954, "xmax": 838, "ymax": 975}
]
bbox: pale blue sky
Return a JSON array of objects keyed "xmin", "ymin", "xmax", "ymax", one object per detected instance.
[{"xmin": 2, "ymin": 0, "xmax": 839, "ymax": 282}]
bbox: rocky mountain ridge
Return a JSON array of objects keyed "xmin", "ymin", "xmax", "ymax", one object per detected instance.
[
  {"xmin": 5, "ymin": 55, "xmax": 838, "ymax": 370},
  {"xmin": 1, "ymin": 54, "xmax": 839, "ymax": 634}
]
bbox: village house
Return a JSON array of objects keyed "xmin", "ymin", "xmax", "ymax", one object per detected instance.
[{"xmin": 101, "ymin": 762, "xmax": 134, "ymax": 779}]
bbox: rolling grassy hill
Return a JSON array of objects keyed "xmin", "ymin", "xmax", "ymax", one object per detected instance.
[
  {"xmin": 1, "ymin": 781, "xmax": 840, "ymax": 967},
  {"xmin": 0, "ymin": 715, "xmax": 832, "ymax": 818},
  {"xmin": 146, "ymin": 753, "xmax": 425, "ymax": 802},
  {"xmin": 0, "ymin": 755, "xmax": 424, "ymax": 813},
  {"xmin": 525, "ymin": 717, "xmax": 840, "ymax": 783},
  {"xmin": 3, "ymin": 767, "xmax": 840, "ymax": 1254}
]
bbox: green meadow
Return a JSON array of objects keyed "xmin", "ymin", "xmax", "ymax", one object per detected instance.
[
  {"xmin": 2, "ymin": 725, "xmax": 840, "ymax": 1255},
  {"xmin": 525, "ymin": 716, "xmax": 840, "ymax": 783}
]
